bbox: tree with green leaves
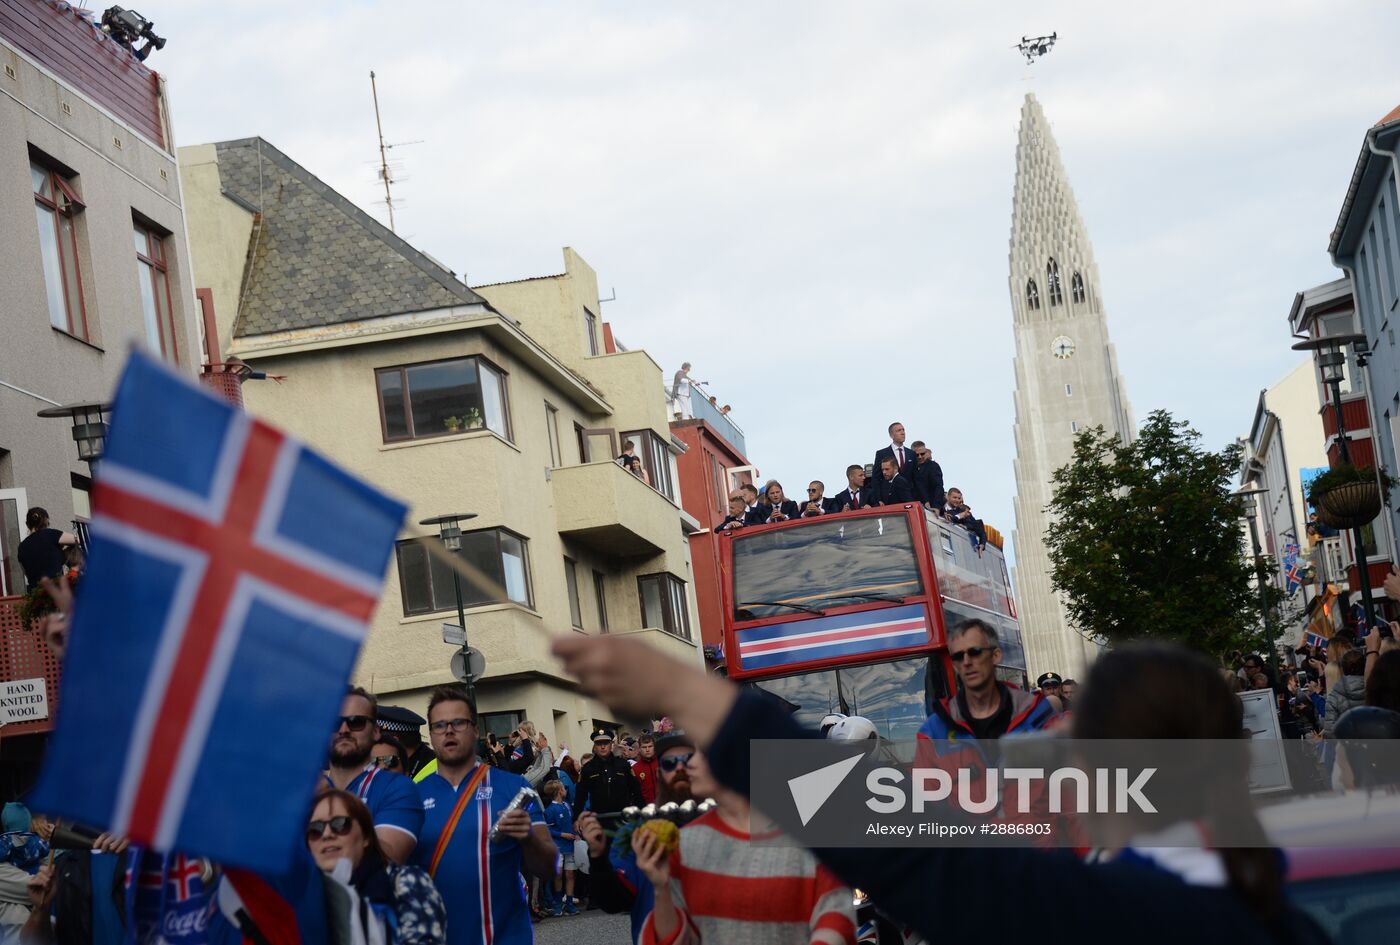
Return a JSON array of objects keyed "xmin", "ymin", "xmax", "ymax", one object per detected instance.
[{"xmin": 1044, "ymin": 410, "xmax": 1282, "ymax": 657}]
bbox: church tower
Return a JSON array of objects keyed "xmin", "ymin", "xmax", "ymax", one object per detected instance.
[{"xmin": 1009, "ymin": 93, "xmax": 1134, "ymax": 677}]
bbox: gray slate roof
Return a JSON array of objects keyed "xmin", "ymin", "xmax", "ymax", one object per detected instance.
[{"xmin": 214, "ymin": 138, "xmax": 483, "ymax": 337}]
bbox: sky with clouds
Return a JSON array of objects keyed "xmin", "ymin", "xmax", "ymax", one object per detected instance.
[{"xmin": 152, "ymin": 1, "xmax": 1399, "ymax": 560}]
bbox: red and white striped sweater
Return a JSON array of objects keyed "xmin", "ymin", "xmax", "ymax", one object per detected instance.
[{"xmin": 640, "ymin": 809, "xmax": 857, "ymax": 945}]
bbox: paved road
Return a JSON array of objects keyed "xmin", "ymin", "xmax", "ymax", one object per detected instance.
[{"xmin": 532, "ymin": 908, "xmax": 630, "ymax": 944}]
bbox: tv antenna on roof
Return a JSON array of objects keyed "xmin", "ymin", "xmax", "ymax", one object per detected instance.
[
  {"xmin": 368, "ymin": 71, "xmax": 423, "ymax": 233},
  {"xmin": 1014, "ymin": 33, "xmax": 1057, "ymax": 64}
]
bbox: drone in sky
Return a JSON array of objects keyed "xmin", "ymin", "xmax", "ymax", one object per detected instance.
[{"xmin": 1015, "ymin": 33, "xmax": 1057, "ymax": 64}]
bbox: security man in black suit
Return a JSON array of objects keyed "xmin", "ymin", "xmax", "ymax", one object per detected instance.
[
  {"xmin": 909, "ymin": 440, "xmax": 946, "ymax": 510},
  {"xmin": 831, "ymin": 464, "xmax": 876, "ymax": 512},
  {"xmin": 879, "ymin": 456, "xmax": 917, "ymax": 504},
  {"xmin": 872, "ymin": 421, "xmax": 916, "ymax": 504}
]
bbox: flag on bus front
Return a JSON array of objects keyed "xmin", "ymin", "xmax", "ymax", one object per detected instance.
[{"xmin": 33, "ymin": 352, "xmax": 406, "ymax": 873}]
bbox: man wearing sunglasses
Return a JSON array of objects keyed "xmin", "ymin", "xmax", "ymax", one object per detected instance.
[
  {"xmin": 325, "ymin": 687, "xmax": 425, "ymax": 864},
  {"xmin": 917, "ymin": 618, "xmax": 1055, "ymax": 748},
  {"xmin": 579, "ymin": 731, "xmax": 699, "ymax": 944},
  {"xmin": 413, "ymin": 683, "xmax": 554, "ymax": 945}
]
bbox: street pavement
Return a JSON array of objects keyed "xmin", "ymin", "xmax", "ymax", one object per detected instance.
[{"xmin": 533, "ymin": 908, "xmax": 630, "ymax": 943}]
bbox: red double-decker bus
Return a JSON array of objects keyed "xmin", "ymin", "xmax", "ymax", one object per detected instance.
[{"xmin": 717, "ymin": 502, "xmax": 1027, "ymax": 747}]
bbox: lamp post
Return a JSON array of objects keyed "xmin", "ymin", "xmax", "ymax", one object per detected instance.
[
  {"xmin": 36, "ymin": 401, "xmax": 111, "ymax": 475},
  {"xmin": 1293, "ymin": 333, "xmax": 1378, "ymax": 633},
  {"xmin": 420, "ymin": 512, "xmax": 478, "ymax": 699},
  {"xmin": 1234, "ymin": 486, "xmax": 1278, "ymax": 671}
]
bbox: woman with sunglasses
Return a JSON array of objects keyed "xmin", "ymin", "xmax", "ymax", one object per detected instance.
[
  {"xmin": 306, "ymin": 790, "xmax": 446, "ymax": 944},
  {"xmin": 371, "ymin": 734, "xmax": 409, "ymax": 773}
]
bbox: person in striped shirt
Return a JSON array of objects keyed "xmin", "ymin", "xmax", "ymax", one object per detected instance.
[{"xmin": 634, "ymin": 749, "xmax": 856, "ymax": 945}]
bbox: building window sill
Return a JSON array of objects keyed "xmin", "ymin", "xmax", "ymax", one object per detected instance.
[
  {"xmin": 51, "ymin": 326, "xmax": 104, "ymax": 352},
  {"xmin": 379, "ymin": 428, "xmax": 519, "ymax": 454},
  {"xmin": 397, "ymin": 600, "xmax": 540, "ymax": 626}
]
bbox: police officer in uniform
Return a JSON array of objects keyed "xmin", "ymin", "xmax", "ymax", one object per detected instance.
[{"xmin": 572, "ymin": 728, "xmax": 643, "ymax": 820}]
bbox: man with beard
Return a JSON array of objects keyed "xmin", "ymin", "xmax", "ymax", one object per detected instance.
[
  {"xmin": 412, "ymin": 684, "xmax": 554, "ymax": 945},
  {"xmin": 578, "ymin": 731, "xmax": 698, "ymax": 944},
  {"xmin": 324, "ymin": 686, "xmax": 424, "ymax": 864}
]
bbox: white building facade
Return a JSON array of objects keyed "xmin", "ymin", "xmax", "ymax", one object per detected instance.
[{"xmin": 1008, "ymin": 94, "xmax": 1135, "ymax": 678}]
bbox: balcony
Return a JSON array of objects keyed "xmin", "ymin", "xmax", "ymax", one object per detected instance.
[
  {"xmin": 669, "ymin": 380, "xmax": 746, "ymax": 456},
  {"xmin": 552, "ymin": 461, "xmax": 678, "ymax": 558}
]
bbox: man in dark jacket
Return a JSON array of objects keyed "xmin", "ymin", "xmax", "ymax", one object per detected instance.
[
  {"xmin": 714, "ymin": 494, "xmax": 748, "ymax": 533},
  {"xmin": 830, "ymin": 465, "xmax": 876, "ymax": 512},
  {"xmin": 878, "ymin": 458, "xmax": 917, "ymax": 505},
  {"xmin": 872, "ymin": 423, "xmax": 916, "ymax": 505},
  {"xmin": 572, "ymin": 729, "xmax": 643, "ymax": 819},
  {"xmin": 909, "ymin": 440, "xmax": 945, "ymax": 510}
]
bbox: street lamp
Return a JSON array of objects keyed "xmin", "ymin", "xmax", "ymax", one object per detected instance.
[
  {"xmin": 420, "ymin": 512, "xmax": 478, "ymax": 698},
  {"xmin": 1233, "ymin": 485, "xmax": 1279, "ymax": 671},
  {"xmin": 36, "ymin": 401, "xmax": 112, "ymax": 474},
  {"xmin": 1292, "ymin": 333, "xmax": 1378, "ymax": 632}
]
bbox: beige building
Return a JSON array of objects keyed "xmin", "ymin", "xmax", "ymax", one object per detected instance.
[
  {"xmin": 178, "ymin": 138, "xmax": 702, "ymax": 749},
  {"xmin": 0, "ymin": 2, "xmax": 198, "ymax": 597}
]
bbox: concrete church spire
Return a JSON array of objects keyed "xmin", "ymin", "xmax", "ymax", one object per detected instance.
[{"xmin": 1009, "ymin": 93, "xmax": 1134, "ymax": 678}]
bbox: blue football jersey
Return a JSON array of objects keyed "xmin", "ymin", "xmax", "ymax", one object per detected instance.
[{"xmin": 413, "ymin": 765, "xmax": 545, "ymax": 945}]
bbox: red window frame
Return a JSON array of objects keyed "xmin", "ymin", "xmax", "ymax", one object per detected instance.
[
  {"xmin": 32, "ymin": 161, "xmax": 88, "ymax": 340},
  {"xmin": 135, "ymin": 222, "xmax": 178, "ymax": 362}
]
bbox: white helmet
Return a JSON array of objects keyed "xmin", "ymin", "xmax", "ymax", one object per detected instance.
[
  {"xmin": 828, "ymin": 716, "xmax": 878, "ymax": 741},
  {"xmin": 819, "ymin": 713, "xmax": 847, "ymax": 735}
]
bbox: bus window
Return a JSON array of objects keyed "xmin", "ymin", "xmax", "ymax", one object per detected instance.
[
  {"xmin": 747, "ymin": 656, "xmax": 944, "ymax": 747},
  {"xmin": 732, "ymin": 515, "xmax": 922, "ymax": 620},
  {"xmin": 940, "ymin": 600, "xmax": 1028, "ymax": 685}
]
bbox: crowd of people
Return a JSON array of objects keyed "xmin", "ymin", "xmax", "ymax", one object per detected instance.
[{"xmin": 710, "ymin": 422, "xmax": 990, "ymax": 551}]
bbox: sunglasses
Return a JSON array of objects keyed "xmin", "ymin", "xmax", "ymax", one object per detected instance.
[
  {"xmin": 336, "ymin": 715, "xmax": 372, "ymax": 732},
  {"xmin": 950, "ymin": 646, "xmax": 994, "ymax": 663},
  {"xmin": 807, "ymin": 488, "xmax": 820, "ymax": 494},
  {"xmin": 306, "ymin": 816, "xmax": 353, "ymax": 842},
  {"xmin": 372, "ymin": 755, "xmax": 400, "ymax": 769},
  {"xmin": 659, "ymin": 751, "xmax": 694, "ymax": 773}
]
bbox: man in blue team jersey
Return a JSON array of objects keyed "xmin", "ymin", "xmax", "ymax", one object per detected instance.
[
  {"xmin": 413, "ymin": 683, "xmax": 556, "ymax": 945},
  {"xmin": 324, "ymin": 686, "xmax": 424, "ymax": 863}
]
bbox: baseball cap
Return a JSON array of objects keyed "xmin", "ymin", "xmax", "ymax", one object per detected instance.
[{"xmin": 654, "ymin": 730, "xmax": 695, "ymax": 755}]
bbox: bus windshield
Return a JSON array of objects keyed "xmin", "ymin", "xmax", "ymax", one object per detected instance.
[
  {"xmin": 732, "ymin": 514, "xmax": 923, "ymax": 620},
  {"xmin": 746, "ymin": 656, "xmax": 943, "ymax": 748}
]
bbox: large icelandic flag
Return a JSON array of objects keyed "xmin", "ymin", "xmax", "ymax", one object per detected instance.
[{"xmin": 33, "ymin": 353, "xmax": 406, "ymax": 873}]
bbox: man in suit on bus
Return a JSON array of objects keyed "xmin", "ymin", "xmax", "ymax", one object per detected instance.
[
  {"xmin": 800, "ymin": 481, "xmax": 836, "ymax": 517},
  {"xmin": 909, "ymin": 440, "xmax": 946, "ymax": 510},
  {"xmin": 878, "ymin": 457, "xmax": 917, "ymax": 505},
  {"xmin": 872, "ymin": 422, "xmax": 916, "ymax": 504},
  {"xmin": 831, "ymin": 465, "xmax": 876, "ymax": 512}
]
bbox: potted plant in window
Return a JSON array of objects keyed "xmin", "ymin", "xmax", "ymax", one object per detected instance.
[
  {"xmin": 463, "ymin": 407, "xmax": 484, "ymax": 430},
  {"xmin": 1308, "ymin": 463, "xmax": 1396, "ymax": 530},
  {"xmin": 443, "ymin": 416, "xmax": 464, "ymax": 433}
]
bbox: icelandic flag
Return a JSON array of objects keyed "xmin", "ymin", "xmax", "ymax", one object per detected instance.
[{"xmin": 33, "ymin": 353, "xmax": 406, "ymax": 873}]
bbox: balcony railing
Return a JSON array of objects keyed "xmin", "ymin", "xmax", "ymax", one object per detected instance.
[{"xmin": 667, "ymin": 380, "xmax": 747, "ymax": 455}]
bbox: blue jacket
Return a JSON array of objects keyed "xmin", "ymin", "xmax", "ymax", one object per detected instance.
[{"xmin": 917, "ymin": 683, "xmax": 1056, "ymax": 761}]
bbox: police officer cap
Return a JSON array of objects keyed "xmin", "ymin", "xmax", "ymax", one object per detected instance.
[
  {"xmin": 377, "ymin": 704, "xmax": 426, "ymax": 734},
  {"xmin": 591, "ymin": 728, "xmax": 614, "ymax": 743},
  {"xmin": 1036, "ymin": 672, "xmax": 1063, "ymax": 689}
]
